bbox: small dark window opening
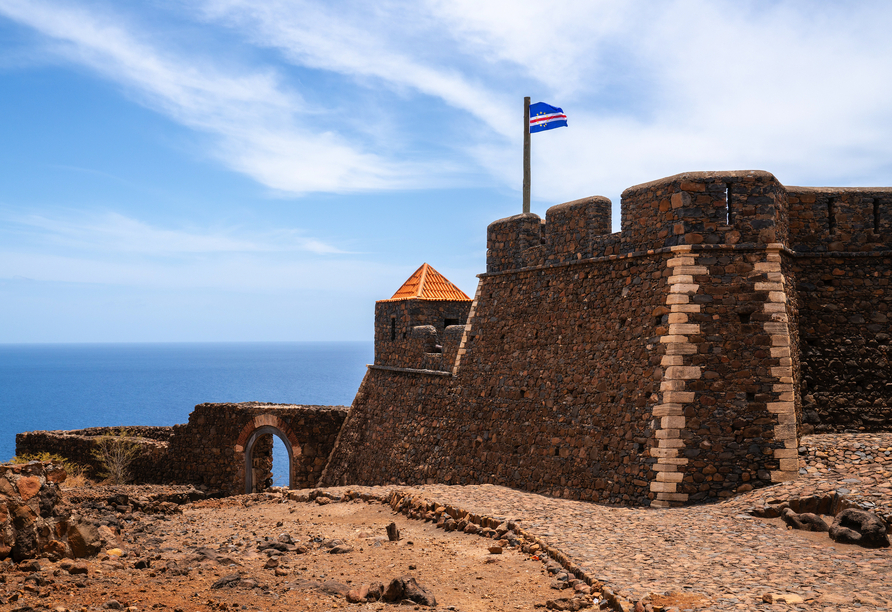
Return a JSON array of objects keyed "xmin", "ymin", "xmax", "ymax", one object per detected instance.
[
  {"xmin": 554, "ymin": 447, "xmax": 560, "ymax": 457},
  {"xmin": 746, "ymin": 392, "xmax": 755, "ymax": 402},
  {"xmin": 390, "ymin": 318, "xmax": 396, "ymax": 341},
  {"xmin": 444, "ymin": 318, "xmax": 460, "ymax": 327},
  {"xmin": 602, "ymin": 443, "xmax": 609, "ymax": 451},
  {"xmin": 737, "ymin": 312, "xmax": 751, "ymax": 324},
  {"xmin": 725, "ymin": 184, "xmax": 733, "ymax": 225},
  {"xmin": 654, "ymin": 315, "xmax": 664, "ymax": 328},
  {"xmin": 828, "ymin": 197, "xmax": 837, "ymax": 234},
  {"xmin": 874, "ymin": 199, "xmax": 881, "ymax": 233}
]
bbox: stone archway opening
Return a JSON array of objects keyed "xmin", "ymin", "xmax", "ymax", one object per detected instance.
[{"xmin": 244, "ymin": 425, "xmax": 297, "ymax": 494}]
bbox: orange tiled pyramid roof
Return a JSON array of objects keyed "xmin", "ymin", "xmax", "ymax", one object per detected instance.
[{"xmin": 379, "ymin": 263, "xmax": 472, "ymax": 302}]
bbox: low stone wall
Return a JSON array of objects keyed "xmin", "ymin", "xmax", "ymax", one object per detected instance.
[
  {"xmin": 16, "ymin": 404, "xmax": 348, "ymax": 495},
  {"xmin": 15, "ymin": 428, "xmax": 172, "ymax": 483}
]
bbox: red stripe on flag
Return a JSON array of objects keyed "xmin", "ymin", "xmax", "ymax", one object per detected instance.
[{"xmin": 530, "ymin": 114, "xmax": 566, "ymax": 124}]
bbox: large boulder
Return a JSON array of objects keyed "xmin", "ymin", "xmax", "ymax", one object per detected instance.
[
  {"xmin": 0, "ymin": 462, "xmax": 74, "ymax": 561},
  {"xmin": 829, "ymin": 509, "xmax": 890, "ymax": 548}
]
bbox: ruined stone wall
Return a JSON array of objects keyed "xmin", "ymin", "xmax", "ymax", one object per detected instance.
[
  {"xmin": 16, "ymin": 404, "xmax": 347, "ymax": 495},
  {"xmin": 154, "ymin": 403, "xmax": 348, "ymax": 495},
  {"xmin": 15, "ymin": 428, "xmax": 172, "ymax": 483}
]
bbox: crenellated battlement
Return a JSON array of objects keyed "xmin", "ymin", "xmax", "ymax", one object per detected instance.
[{"xmin": 487, "ymin": 170, "xmax": 891, "ymax": 274}]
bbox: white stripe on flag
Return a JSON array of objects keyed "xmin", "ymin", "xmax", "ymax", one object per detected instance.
[{"xmin": 530, "ymin": 112, "xmax": 566, "ymax": 124}]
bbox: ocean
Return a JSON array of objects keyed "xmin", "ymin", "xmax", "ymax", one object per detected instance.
[{"xmin": 0, "ymin": 341, "xmax": 372, "ymax": 486}]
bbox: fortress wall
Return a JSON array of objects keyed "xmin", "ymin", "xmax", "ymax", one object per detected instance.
[
  {"xmin": 324, "ymin": 250, "xmax": 674, "ymax": 504},
  {"xmin": 793, "ymin": 254, "xmax": 892, "ymax": 432},
  {"xmin": 486, "ymin": 213, "xmax": 545, "ymax": 273},
  {"xmin": 620, "ymin": 171, "xmax": 787, "ymax": 253},
  {"xmin": 374, "ymin": 300, "xmax": 473, "ymax": 370},
  {"xmin": 786, "ymin": 188, "xmax": 892, "ymax": 253},
  {"xmin": 441, "ymin": 325, "xmax": 466, "ymax": 373}
]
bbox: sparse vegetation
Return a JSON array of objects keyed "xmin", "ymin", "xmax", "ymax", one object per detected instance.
[
  {"xmin": 91, "ymin": 428, "xmax": 141, "ymax": 485},
  {"xmin": 9, "ymin": 452, "xmax": 92, "ymax": 488}
]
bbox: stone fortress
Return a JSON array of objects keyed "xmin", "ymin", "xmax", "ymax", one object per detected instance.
[{"xmin": 17, "ymin": 170, "xmax": 892, "ymax": 508}]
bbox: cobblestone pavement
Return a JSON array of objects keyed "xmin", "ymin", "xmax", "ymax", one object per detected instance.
[{"xmin": 318, "ymin": 434, "xmax": 892, "ymax": 611}]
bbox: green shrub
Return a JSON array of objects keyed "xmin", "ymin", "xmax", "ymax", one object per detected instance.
[{"xmin": 90, "ymin": 428, "xmax": 141, "ymax": 485}]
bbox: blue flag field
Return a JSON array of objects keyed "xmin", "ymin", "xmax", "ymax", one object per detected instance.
[{"xmin": 529, "ymin": 102, "xmax": 568, "ymax": 133}]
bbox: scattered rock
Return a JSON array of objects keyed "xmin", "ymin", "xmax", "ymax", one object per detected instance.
[
  {"xmin": 829, "ymin": 508, "xmax": 890, "ymax": 548},
  {"xmin": 211, "ymin": 573, "xmax": 241, "ymax": 589},
  {"xmin": 780, "ymin": 508, "xmax": 829, "ymax": 532},
  {"xmin": 386, "ymin": 522, "xmax": 400, "ymax": 541},
  {"xmin": 328, "ymin": 544, "xmax": 353, "ymax": 554},
  {"xmin": 67, "ymin": 521, "xmax": 102, "ymax": 558},
  {"xmin": 383, "ymin": 576, "xmax": 437, "ymax": 606},
  {"xmin": 545, "ymin": 595, "xmax": 593, "ymax": 610},
  {"xmin": 762, "ymin": 592, "xmax": 804, "ymax": 604}
]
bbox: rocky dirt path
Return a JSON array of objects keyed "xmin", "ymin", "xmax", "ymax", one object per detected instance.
[
  {"xmin": 0, "ymin": 493, "xmax": 581, "ymax": 612},
  {"xmin": 2, "ymin": 433, "xmax": 890, "ymax": 612}
]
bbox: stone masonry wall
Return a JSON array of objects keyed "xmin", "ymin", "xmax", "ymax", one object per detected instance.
[
  {"xmin": 374, "ymin": 300, "xmax": 472, "ymax": 371},
  {"xmin": 794, "ymin": 254, "xmax": 892, "ymax": 432},
  {"xmin": 16, "ymin": 404, "xmax": 347, "ymax": 496},
  {"xmin": 163, "ymin": 403, "xmax": 347, "ymax": 495},
  {"xmin": 16, "ymin": 428, "xmax": 172, "ymax": 483},
  {"xmin": 326, "ymin": 249, "xmax": 675, "ymax": 504},
  {"xmin": 786, "ymin": 187, "xmax": 892, "ymax": 253},
  {"xmin": 323, "ymin": 169, "xmax": 892, "ymax": 506}
]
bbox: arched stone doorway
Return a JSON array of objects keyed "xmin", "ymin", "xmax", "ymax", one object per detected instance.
[{"xmin": 235, "ymin": 413, "xmax": 302, "ymax": 494}]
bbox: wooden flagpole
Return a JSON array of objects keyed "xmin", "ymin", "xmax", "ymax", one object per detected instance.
[{"xmin": 523, "ymin": 96, "xmax": 531, "ymax": 214}]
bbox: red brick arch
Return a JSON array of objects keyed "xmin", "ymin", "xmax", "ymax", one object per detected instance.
[
  {"xmin": 234, "ymin": 414, "xmax": 300, "ymax": 453},
  {"xmin": 235, "ymin": 414, "xmax": 302, "ymax": 493}
]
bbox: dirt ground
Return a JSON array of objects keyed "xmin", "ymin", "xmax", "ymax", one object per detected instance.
[{"xmin": 0, "ymin": 492, "xmax": 591, "ymax": 612}]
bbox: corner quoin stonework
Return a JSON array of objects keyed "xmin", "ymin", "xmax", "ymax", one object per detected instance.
[
  {"xmin": 649, "ymin": 245, "xmax": 799, "ymax": 507},
  {"xmin": 321, "ymin": 170, "xmax": 892, "ymax": 506}
]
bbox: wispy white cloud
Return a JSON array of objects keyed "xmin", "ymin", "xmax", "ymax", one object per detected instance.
[
  {"xmin": 1, "ymin": 209, "xmax": 349, "ymax": 255},
  {"xmin": 3, "ymin": 0, "xmax": 892, "ymax": 207},
  {"xmin": 197, "ymin": 0, "xmax": 517, "ymax": 138},
  {"xmin": 0, "ymin": 0, "xmax": 438, "ymax": 194}
]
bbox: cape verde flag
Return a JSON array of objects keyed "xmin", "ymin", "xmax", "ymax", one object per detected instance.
[{"xmin": 529, "ymin": 102, "xmax": 567, "ymax": 133}]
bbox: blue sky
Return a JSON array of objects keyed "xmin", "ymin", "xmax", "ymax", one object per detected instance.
[{"xmin": 2, "ymin": 0, "xmax": 892, "ymax": 343}]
